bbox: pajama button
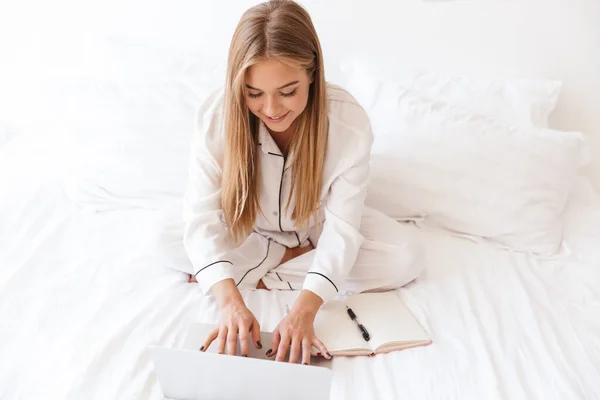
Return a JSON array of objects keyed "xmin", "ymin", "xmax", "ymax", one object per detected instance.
[{"xmin": 273, "ymin": 211, "xmax": 278, "ymax": 216}]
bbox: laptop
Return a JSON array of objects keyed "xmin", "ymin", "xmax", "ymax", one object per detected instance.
[{"xmin": 150, "ymin": 323, "xmax": 333, "ymax": 400}]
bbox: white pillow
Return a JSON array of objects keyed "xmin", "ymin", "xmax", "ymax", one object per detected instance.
[
  {"xmin": 363, "ymin": 88, "xmax": 584, "ymax": 255},
  {"xmin": 341, "ymin": 60, "xmax": 562, "ymax": 129}
]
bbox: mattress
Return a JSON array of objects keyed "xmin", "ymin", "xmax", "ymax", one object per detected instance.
[{"xmin": 1, "ymin": 145, "xmax": 599, "ymax": 400}]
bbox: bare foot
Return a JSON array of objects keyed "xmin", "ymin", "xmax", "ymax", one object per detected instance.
[
  {"xmin": 256, "ymin": 279, "xmax": 268, "ymax": 290},
  {"xmin": 188, "ymin": 274, "xmax": 197, "ymax": 283}
]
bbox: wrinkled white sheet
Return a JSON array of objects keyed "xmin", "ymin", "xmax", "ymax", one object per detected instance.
[{"xmin": 1, "ymin": 139, "xmax": 599, "ymax": 400}]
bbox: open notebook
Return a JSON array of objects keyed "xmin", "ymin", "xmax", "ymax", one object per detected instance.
[{"xmin": 311, "ymin": 292, "xmax": 431, "ymax": 356}]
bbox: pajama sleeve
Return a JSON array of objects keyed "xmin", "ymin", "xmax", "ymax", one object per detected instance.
[
  {"xmin": 302, "ymin": 103, "xmax": 374, "ymax": 303},
  {"xmin": 181, "ymin": 91, "xmax": 238, "ymax": 294}
]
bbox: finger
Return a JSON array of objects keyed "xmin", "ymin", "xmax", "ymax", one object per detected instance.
[
  {"xmin": 226, "ymin": 323, "xmax": 239, "ymax": 356},
  {"xmin": 312, "ymin": 336, "xmax": 331, "ymax": 359},
  {"xmin": 266, "ymin": 329, "xmax": 280, "ymax": 357},
  {"xmin": 301, "ymin": 339, "xmax": 312, "ymax": 365},
  {"xmin": 251, "ymin": 319, "xmax": 262, "ymax": 350},
  {"xmin": 275, "ymin": 333, "xmax": 291, "ymax": 362},
  {"xmin": 288, "ymin": 337, "xmax": 301, "ymax": 364},
  {"xmin": 239, "ymin": 322, "xmax": 250, "ymax": 357},
  {"xmin": 201, "ymin": 328, "xmax": 220, "ymax": 352},
  {"xmin": 217, "ymin": 326, "xmax": 228, "ymax": 355}
]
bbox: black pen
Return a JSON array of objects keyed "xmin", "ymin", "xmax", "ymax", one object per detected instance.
[{"xmin": 346, "ymin": 306, "xmax": 370, "ymax": 342}]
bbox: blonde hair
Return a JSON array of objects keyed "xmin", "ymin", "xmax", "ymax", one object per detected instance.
[{"xmin": 221, "ymin": 0, "xmax": 328, "ymax": 243}]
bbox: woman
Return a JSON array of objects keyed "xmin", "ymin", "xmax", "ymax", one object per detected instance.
[{"xmin": 183, "ymin": 0, "xmax": 423, "ymax": 365}]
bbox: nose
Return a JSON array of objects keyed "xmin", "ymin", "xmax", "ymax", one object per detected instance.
[{"xmin": 263, "ymin": 95, "xmax": 282, "ymax": 117}]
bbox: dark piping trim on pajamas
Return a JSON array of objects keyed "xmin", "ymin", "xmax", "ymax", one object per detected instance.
[
  {"xmin": 236, "ymin": 239, "xmax": 272, "ymax": 286},
  {"xmin": 194, "ymin": 260, "xmax": 233, "ymax": 276},
  {"xmin": 275, "ymin": 272, "xmax": 294, "ymax": 290},
  {"xmin": 306, "ymin": 271, "xmax": 338, "ymax": 292}
]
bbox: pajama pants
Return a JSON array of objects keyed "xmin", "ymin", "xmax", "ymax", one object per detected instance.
[{"xmin": 153, "ymin": 205, "xmax": 425, "ymax": 296}]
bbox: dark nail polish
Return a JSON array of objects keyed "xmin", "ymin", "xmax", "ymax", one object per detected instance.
[
  {"xmin": 303, "ymin": 363, "xmax": 308, "ymax": 365},
  {"xmin": 326, "ymin": 352, "xmax": 332, "ymax": 358},
  {"xmin": 265, "ymin": 349, "xmax": 273, "ymax": 356},
  {"xmin": 257, "ymin": 341, "xmax": 263, "ymax": 349},
  {"xmin": 243, "ymin": 355, "xmax": 248, "ymax": 357},
  {"xmin": 199, "ymin": 346, "xmax": 204, "ymax": 351}
]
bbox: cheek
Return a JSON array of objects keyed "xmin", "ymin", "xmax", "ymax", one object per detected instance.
[
  {"xmin": 246, "ymin": 100, "xmax": 261, "ymax": 116},
  {"xmin": 289, "ymin": 92, "xmax": 310, "ymax": 113}
]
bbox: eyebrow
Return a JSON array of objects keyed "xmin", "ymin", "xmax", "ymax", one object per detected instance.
[{"xmin": 245, "ymin": 80, "xmax": 300, "ymax": 91}]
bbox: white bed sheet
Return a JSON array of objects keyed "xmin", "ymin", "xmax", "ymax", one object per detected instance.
[{"xmin": 1, "ymin": 142, "xmax": 599, "ymax": 400}]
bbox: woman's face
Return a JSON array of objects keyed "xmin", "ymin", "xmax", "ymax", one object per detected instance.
[{"xmin": 245, "ymin": 59, "xmax": 313, "ymax": 134}]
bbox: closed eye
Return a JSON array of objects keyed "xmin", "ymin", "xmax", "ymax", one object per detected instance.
[
  {"xmin": 247, "ymin": 89, "xmax": 297, "ymax": 99},
  {"xmin": 281, "ymin": 89, "xmax": 297, "ymax": 98}
]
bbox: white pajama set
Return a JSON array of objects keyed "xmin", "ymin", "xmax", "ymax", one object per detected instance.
[{"xmin": 179, "ymin": 84, "xmax": 424, "ymax": 304}]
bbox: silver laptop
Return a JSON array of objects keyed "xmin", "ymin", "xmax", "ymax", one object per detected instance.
[{"xmin": 150, "ymin": 323, "xmax": 333, "ymax": 400}]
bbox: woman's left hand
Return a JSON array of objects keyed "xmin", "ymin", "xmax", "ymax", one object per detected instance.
[{"xmin": 266, "ymin": 290, "xmax": 331, "ymax": 365}]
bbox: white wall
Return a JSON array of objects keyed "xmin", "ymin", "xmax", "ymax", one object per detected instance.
[
  {"xmin": 310, "ymin": 0, "xmax": 600, "ymax": 189},
  {"xmin": 1, "ymin": 0, "xmax": 599, "ymax": 188}
]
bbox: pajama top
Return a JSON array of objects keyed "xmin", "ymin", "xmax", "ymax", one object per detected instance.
[{"xmin": 182, "ymin": 83, "xmax": 374, "ymax": 303}]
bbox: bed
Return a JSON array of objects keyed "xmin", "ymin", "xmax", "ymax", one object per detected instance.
[
  {"xmin": 1, "ymin": 132, "xmax": 599, "ymax": 399},
  {"xmin": 2, "ymin": 1, "xmax": 600, "ymax": 399}
]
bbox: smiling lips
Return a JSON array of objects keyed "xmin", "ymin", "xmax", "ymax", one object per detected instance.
[{"xmin": 265, "ymin": 111, "xmax": 290, "ymax": 123}]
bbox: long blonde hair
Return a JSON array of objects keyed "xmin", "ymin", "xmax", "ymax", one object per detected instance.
[{"xmin": 221, "ymin": 0, "xmax": 328, "ymax": 243}]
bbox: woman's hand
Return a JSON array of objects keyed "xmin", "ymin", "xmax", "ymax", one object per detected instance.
[
  {"xmin": 266, "ymin": 290, "xmax": 331, "ymax": 365},
  {"xmin": 200, "ymin": 279, "xmax": 262, "ymax": 356}
]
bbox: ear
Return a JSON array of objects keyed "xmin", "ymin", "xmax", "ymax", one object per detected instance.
[{"xmin": 308, "ymin": 69, "xmax": 315, "ymax": 84}]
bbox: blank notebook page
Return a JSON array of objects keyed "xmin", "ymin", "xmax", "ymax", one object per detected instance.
[
  {"xmin": 313, "ymin": 300, "xmax": 368, "ymax": 353},
  {"xmin": 346, "ymin": 292, "xmax": 430, "ymax": 351}
]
